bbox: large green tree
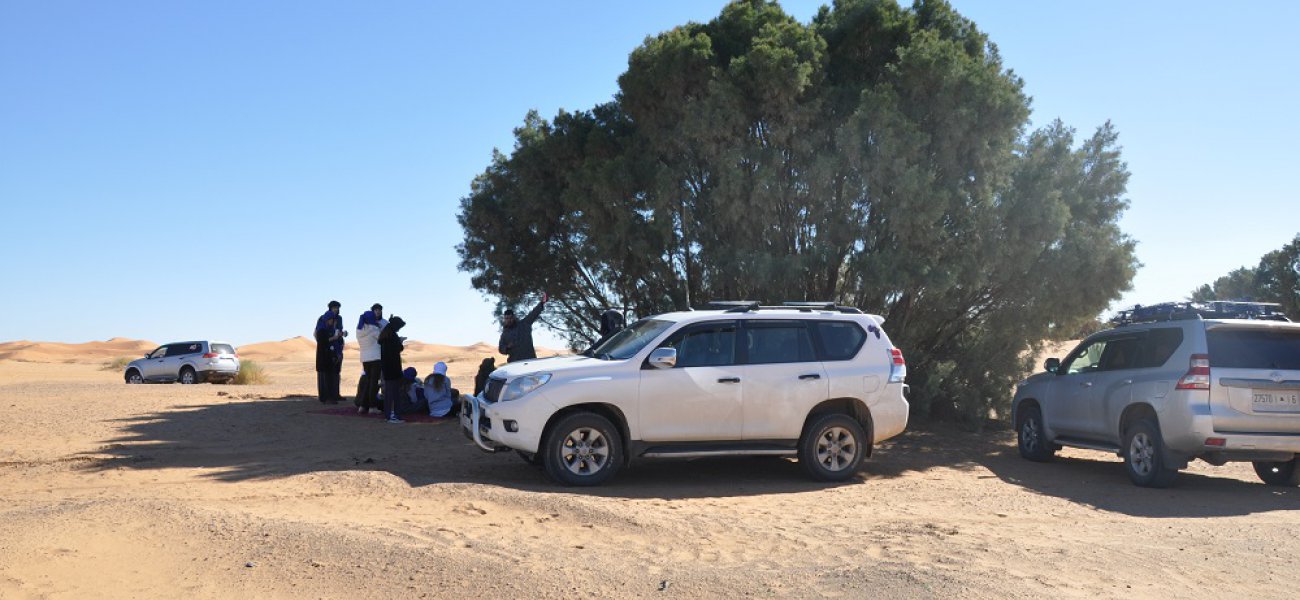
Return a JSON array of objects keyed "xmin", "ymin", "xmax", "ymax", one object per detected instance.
[
  {"xmin": 1191, "ymin": 234, "xmax": 1300, "ymax": 318},
  {"xmin": 458, "ymin": 0, "xmax": 1138, "ymax": 423}
]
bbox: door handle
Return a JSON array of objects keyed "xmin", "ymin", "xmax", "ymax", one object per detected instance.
[
  {"xmin": 1122, "ymin": 380, "xmax": 1133, "ymax": 385},
  {"xmin": 717, "ymin": 377, "xmax": 741, "ymax": 384},
  {"xmin": 1080, "ymin": 382, "xmax": 1093, "ymax": 387},
  {"xmin": 798, "ymin": 374, "xmax": 821, "ymax": 380}
]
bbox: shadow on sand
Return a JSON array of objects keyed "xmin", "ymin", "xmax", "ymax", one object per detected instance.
[{"xmin": 85, "ymin": 396, "xmax": 1300, "ymax": 512}]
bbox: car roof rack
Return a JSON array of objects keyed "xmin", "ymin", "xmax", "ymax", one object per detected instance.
[
  {"xmin": 696, "ymin": 301, "xmax": 863, "ymax": 314},
  {"xmin": 1112, "ymin": 301, "xmax": 1291, "ymax": 326}
]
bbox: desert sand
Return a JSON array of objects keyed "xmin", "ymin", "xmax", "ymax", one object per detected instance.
[{"xmin": 2, "ymin": 339, "xmax": 1299, "ymax": 599}]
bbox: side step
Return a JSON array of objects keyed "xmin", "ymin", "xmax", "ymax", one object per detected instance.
[
  {"xmin": 639, "ymin": 442, "xmax": 797, "ymax": 459},
  {"xmin": 1054, "ymin": 436, "xmax": 1121, "ymax": 454}
]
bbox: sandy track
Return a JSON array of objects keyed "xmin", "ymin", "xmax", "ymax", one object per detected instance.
[{"xmin": 2, "ymin": 360, "xmax": 1298, "ymax": 599}]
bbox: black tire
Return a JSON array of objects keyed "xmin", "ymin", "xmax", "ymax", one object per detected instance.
[
  {"xmin": 1016, "ymin": 405, "xmax": 1055, "ymax": 462},
  {"xmin": 1253, "ymin": 458, "xmax": 1300, "ymax": 486},
  {"xmin": 125, "ymin": 369, "xmax": 143, "ymax": 384},
  {"xmin": 179, "ymin": 367, "xmax": 197, "ymax": 385},
  {"xmin": 797, "ymin": 413, "xmax": 867, "ymax": 482},
  {"xmin": 541, "ymin": 412, "xmax": 623, "ymax": 486},
  {"xmin": 1122, "ymin": 418, "xmax": 1178, "ymax": 488}
]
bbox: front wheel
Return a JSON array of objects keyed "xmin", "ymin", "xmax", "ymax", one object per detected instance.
[
  {"xmin": 1122, "ymin": 418, "xmax": 1178, "ymax": 488},
  {"xmin": 798, "ymin": 413, "xmax": 867, "ymax": 482},
  {"xmin": 179, "ymin": 367, "xmax": 197, "ymax": 385},
  {"xmin": 1253, "ymin": 458, "xmax": 1300, "ymax": 486},
  {"xmin": 1016, "ymin": 405, "xmax": 1055, "ymax": 462},
  {"xmin": 125, "ymin": 369, "xmax": 143, "ymax": 384},
  {"xmin": 541, "ymin": 412, "xmax": 623, "ymax": 486}
]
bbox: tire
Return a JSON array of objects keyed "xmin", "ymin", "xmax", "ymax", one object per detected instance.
[
  {"xmin": 1253, "ymin": 458, "xmax": 1300, "ymax": 486},
  {"xmin": 179, "ymin": 367, "xmax": 197, "ymax": 385},
  {"xmin": 797, "ymin": 413, "xmax": 867, "ymax": 482},
  {"xmin": 125, "ymin": 369, "xmax": 143, "ymax": 384},
  {"xmin": 1122, "ymin": 418, "xmax": 1178, "ymax": 488},
  {"xmin": 541, "ymin": 412, "xmax": 623, "ymax": 486},
  {"xmin": 1016, "ymin": 405, "xmax": 1055, "ymax": 462}
]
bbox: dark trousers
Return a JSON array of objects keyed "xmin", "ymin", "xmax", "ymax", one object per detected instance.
[
  {"xmin": 317, "ymin": 371, "xmax": 339, "ymax": 403},
  {"xmin": 382, "ymin": 378, "xmax": 402, "ymax": 417},
  {"xmin": 361, "ymin": 361, "xmax": 382, "ymax": 409}
]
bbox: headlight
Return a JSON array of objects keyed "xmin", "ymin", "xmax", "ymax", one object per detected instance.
[{"xmin": 500, "ymin": 373, "xmax": 551, "ymax": 401}]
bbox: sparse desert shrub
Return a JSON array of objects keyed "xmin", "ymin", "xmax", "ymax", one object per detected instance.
[
  {"xmin": 101, "ymin": 356, "xmax": 133, "ymax": 371},
  {"xmin": 233, "ymin": 360, "xmax": 269, "ymax": 385}
]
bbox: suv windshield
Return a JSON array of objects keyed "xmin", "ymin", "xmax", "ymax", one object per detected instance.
[
  {"xmin": 589, "ymin": 319, "xmax": 673, "ymax": 360},
  {"xmin": 1208, "ymin": 328, "xmax": 1300, "ymax": 370}
]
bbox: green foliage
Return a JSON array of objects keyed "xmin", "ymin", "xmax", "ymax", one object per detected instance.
[
  {"xmin": 100, "ymin": 356, "xmax": 133, "ymax": 371},
  {"xmin": 232, "ymin": 360, "xmax": 269, "ymax": 385},
  {"xmin": 1191, "ymin": 234, "xmax": 1300, "ymax": 318},
  {"xmin": 457, "ymin": 0, "xmax": 1137, "ymax": 423}
]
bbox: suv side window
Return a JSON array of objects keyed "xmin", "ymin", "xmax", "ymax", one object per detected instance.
[
  {"xmin": 1098, "ymin": 336, "xmax": 1142, "ymax": 371},
  {"xmin": 744, "ymin": 321, "xmax": 817, "ymax": 364},
  {"xmin": 813, "ymin": 321, "xmax": 866, "ymax": 361},
  {"xmin": 149, "ymin": 346, "xmax": 167, "ymax": 359},
  {"xmin": 1137, "ymin": 328, "xmax": 1183, "ymax": 368},
  {"xmin": 168, "ymin": 343, "xmax": 199, "ymax": 357},
  {"xmin": 658, "ymin": 321, "xmax": 738, "ymax": 368},
  {"xmin": 1063, "ymin": 339, "xmax": 1107, "ymax": 374}
]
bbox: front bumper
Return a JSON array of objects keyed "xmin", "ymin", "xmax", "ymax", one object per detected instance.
[{"xmin": 460, "ymin": 394, "xmax": 510, "ymax": 453}]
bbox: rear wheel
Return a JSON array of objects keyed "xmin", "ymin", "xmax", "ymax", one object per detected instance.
[
  {"xmin": 1122, "ymin": 418, "xmax": 1178, "ymax": 488},
  {"xmin": 1253, "ymin": 458, "xmax": 1300, "ymax": 486},
  {"xmin": 1016, "ymin": 405, "xmax": 1055, "ymax": 462},
  {"xmin": 798, "ymin": 413, "xmax": 867, "ymax": 481},
  {"xmin": 125, "ymin": 369, "xmax": 143, "ymax": 384},
  {"xmin": 179, "ymin": 367, "xmax": 197, "ymax": 385},
  {"xmin": 541, "ymin": 412, "xmax": 623, "ymax": 486}
]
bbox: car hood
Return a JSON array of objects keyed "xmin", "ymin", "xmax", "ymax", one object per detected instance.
[
  {"xmin": 1020, "ymin": 371, "xmax": 1056, "ymax": 387},
  {"xmin": 490, "ymin": 354, "xmax": 623, "ymax": 380}
]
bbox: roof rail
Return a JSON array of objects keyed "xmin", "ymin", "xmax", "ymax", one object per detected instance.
[
  {"xmin": 1112, "ymin": 301, "xmax": 1290, "ymax": 326},
  {"xmin": 695, "ymin": 301, "xmax": 863, "ymax": 315}
]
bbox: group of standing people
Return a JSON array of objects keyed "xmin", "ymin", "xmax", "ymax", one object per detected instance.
[{"xmin": 315, "ymin": 292, "xmax": 618, "ymax": 423}]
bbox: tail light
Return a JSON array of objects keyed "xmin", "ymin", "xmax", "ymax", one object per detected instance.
[
  {"xmin": 1175, "ymin": 354, "xmax": 1210, "ymax": 390},
  {"xmin": 888, "ymin": 348, "xmax": 907, "ymax": 383},
  {"xmin": 202, "ymin": 353, "xmax": 218, "ymax": 359}
]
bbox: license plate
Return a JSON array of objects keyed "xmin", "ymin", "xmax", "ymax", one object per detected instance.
[{"xmin": 1253, "ymin": 391, "xmax": 1300, "ymax": 413}]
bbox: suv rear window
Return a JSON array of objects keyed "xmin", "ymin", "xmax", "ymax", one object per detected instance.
[
  {"xmin": 1207, "ymin": 328, "xmax": 1300, "ymax": 370},
  {"xmin": 814, "ymin": 321, "xmax": 866, "ymax": 361},
  {"xmin": 211, "ymin": 344, "xmax": 235, "ymax": 355}
]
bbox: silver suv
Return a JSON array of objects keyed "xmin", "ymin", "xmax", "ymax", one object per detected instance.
[
  {"xmin": 124, "ymin": 341, "xmax": 240, "ymax": 384},
  {"xmin": 462, "ymin": 302, "xmax": 910, "ymax": 486},
  {"xmin": 1013, "ymin": 302, "xmax": 1300, "ymax": 487}
]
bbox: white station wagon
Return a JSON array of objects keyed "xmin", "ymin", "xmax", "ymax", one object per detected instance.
[{"xmin": 462, "ymin": 302, "xmax": 910, "ymax": 486}]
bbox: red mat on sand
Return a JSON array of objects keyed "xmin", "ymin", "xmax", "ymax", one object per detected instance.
[{"xmin": 310, "ymin": 406, "xmax": 456, "ymax": 423}]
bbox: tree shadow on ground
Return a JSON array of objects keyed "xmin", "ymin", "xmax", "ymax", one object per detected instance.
[
  {"xmin": 84, "ymin": 396, "xmax": 849, "ymax": 500},
  {"xmin": 873, "ymin": 425, "xmax": 1300, "ymax": 518},
  {"xmin": 84, "ymin": 396, "xmax": 1300, "ymax": 512}
]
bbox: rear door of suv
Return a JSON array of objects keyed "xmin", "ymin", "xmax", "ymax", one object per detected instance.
[
  {"xmin": 1206, "ymin": 323, "xmax": 1300, "ymax": 434},
  {"xmin": 738, "ymin": 320, "xmax": 827, "ymax": 440}
]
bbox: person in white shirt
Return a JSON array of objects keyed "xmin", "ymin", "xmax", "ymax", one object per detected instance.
[
  {"xmin": 424, "ymin": 361, "xmax": 456, "ymax": 418},
  {"xmin": 355, "ymin": 303, "xmax": 387, "ymax": 415}
]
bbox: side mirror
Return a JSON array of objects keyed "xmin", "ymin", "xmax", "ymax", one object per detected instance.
[
  {"xmin": 648, "ymin": 347, "xmax": 677, "ymax": 369},
  {"xmin": 1044, "ymin": 358, "xmax": 1060, "ymax": 374}
]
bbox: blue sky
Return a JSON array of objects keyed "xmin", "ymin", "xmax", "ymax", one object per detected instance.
[{"xmin": 2, "ymin": 1, "xmax": 1297, "ymax": 348}]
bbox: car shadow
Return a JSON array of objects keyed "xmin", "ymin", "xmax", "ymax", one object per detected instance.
[
  {"xmin": 84, "ymin": 396, "xmax": 852, "ymax": 500},
  {"xmin": 83, "ymin": 396, "xmax": 1300, "ymax": 512},
  {"xmin": 878, "ymin": 425, "xmax": 1300, "ymax": 518}
]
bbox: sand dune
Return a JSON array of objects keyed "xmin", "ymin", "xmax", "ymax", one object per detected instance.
[
  {"xmin": 0, "ymin": 338, "xmax": 157, "ymax": 363},
  {"xmin": 0, "ymin": 337, "xmax": 561, "ymax": 366}
]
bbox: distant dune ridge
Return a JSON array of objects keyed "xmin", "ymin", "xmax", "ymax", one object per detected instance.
[{"xmin": 0, "ymin": 337, "xmax": 554, "ymax": 364}]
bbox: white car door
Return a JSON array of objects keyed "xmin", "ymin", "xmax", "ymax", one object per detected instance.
[
  {"xmin": 1047, "ymin": 338, "xmax": 1108, "ymax": 437},
  {"xmin": 141, "ymin": 346, "xmax": 169, "ymax": 379},
  {"xmin": 739, "ymin": 321, "xmax": 827, "ymax": 440},
  {"xmin": 638, "ymin": 320, "xmax": 744, "ymax": 441}
]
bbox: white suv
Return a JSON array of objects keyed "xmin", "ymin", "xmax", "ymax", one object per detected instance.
[{"xmin": 462, "ymin": 303, "xmax": 909, "ymax": 486}]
